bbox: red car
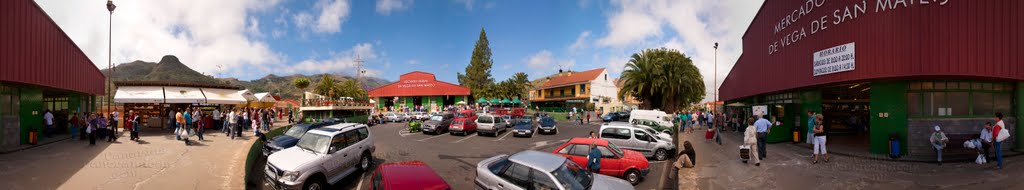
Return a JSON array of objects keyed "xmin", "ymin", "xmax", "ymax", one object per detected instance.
[
  {"xmin": 510, "ymin": 108, "xmax": 526, "ymax": 117},
  {"xmin": 491, "ymin": 109, "xmax": 509, "ymax": 116},
  {"xmin": 449, "ymin": 118, "xmax": 477, "ymax": 136},
  {"xmin": 552, "ymin": 138, "xmax": 651, "ymax": 185},
  {"xmin": 455, "ymin": 110, "xmax": 478, "ymax": 121},
  {"xmin": 370, "ymin": 161, "xmax": 451, "ymax": 190}
]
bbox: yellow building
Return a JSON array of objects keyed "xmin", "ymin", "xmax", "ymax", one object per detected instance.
[{"xmin": 531, "ymin": 68, "xmax": 618, "ymax": 113}]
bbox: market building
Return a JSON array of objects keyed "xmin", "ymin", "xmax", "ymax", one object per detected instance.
[
  {"xmin": 531, "ymin": 68, "xmax": 619, "ymax": 113},
  {"xmin": 719, "ymin": 0, "xmax": 1023, "ymax": 157},
  {"xmin": 368, "ymin": 71, "xmax": 471, "ymax": 112},
  {"xmin": 112, "ymin": 81, "xmax": 256, "ymax": 129},
  {"xmin": 0, "ymin": 0, "xmax": 107, "ymax": 150}
]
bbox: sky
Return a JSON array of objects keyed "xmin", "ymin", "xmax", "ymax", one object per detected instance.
[{"xmin": 37, "ymin": 0, "xmax": 763, "ymax": 102}]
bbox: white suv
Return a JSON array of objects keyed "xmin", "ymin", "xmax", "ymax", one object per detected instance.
[
  {"xmin": 599, "ymin": 123, "xmax": 676, "ymax": 161},
  {"xmin": 265, "ymin": 123, "xmax": 375, "ymax": 190}
]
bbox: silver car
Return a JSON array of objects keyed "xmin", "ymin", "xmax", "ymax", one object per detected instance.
[
  {"xmin": 476, "ymin": 114, "xmax": 507, "ymax": 137},
  {"xmin": 599, "ymin": 123, "xmax": 677, "ymax": 161},
  {"xmin": 474, "ymin": 150, "xmax": 634, "ymax": 190}
]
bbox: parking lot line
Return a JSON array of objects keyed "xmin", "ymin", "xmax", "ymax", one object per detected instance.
[
  {"xmin": 495, "ymin": 130, "xmax": 513, "ymax": 141},
  {"xmin": 452, "ymin": 133, "xmax": 478, "ymax": 143},
  {"xmin": 416, "ymin": 133, "xmax": 448, "ymax": 142}
]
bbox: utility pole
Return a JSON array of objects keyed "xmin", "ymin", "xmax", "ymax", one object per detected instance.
[
  {"xmin": 713, "ymin": 42, "xmax": 718, "ymax": 112},
  {"xmin": 355, "ymin": 55, "xmax": 364, "ymax": 80},
  {"xmin": 106, "ymin": 0, "xmax": 116, "ymax": 114}
]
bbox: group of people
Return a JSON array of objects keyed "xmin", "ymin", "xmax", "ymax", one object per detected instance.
[
  {"xmin": 931, "ymin": 112, "xmax": 1010, "ymax": 169},
  {"xmin": 677, "ymin": 111, "xmax": 723, "ymax": 145},
  {"xmin": 569, "ymin": 107, "xmax": 593, "ymax": 126},
  {"xmin": 168, "ymin": 107, "xmax": 282, "ymax": 146},
  {"xmin": 67, "ymin": 110, "xmax": 142, "ymax": 145}
]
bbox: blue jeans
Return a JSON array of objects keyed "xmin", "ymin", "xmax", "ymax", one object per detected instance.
[
  {"xmin": 995, "ymin": 141, "xmax": 1003, "ymax": 168},
  {"xmin": 756, "ymin": 132, "xmax": 767, "ymax": 159},
  {"xmin": 932, "ymin": 143, "xmax": 944, "ymax": 162}
]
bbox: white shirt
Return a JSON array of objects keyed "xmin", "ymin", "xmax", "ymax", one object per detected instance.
[
  {"xmin": 43, "ymin": 112, "xmax": 54, "ymax": 125},
  {"xmin": 112, "ymin": 111, "xmax": 119, "ymax": 121},
  {"xmin": 213, "ymin": 110, "xmax": 221, "ymax": 120},
  {"xmin": 981, "ymin": 128, "xmax": 993, "ymax": 143},
  {"xmin": 192, "ymin": 111, "xmax": 201, "ymax": 122},
  {"xmin": 228, "ymin": 112, "xmax": 237, "ymax": 124}
]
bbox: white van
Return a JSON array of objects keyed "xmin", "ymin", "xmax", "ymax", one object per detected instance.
[{"xmin": 628, "ymin": 109, "xmax": 672, "ymax": 127}]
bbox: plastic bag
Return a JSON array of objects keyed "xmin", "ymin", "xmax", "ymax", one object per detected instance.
[{"xmin": 975, "ymin": 154, "xmax": 986, "ymax": 164}]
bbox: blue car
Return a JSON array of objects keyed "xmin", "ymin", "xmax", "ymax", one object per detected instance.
[
  {"xmin": 263, "ymin": 122, "xmax": 327, "ymax": 156},
  {"xmin": 538, "ymin": 117, "xmax": 558, "ymax": 134},
  {"xmin": 511, "ymin": 117, "xmax": 537, "ymax": 138},
  {"xmin": 602, "ymin": 112, "xmax": 622, "ymax": 122}
]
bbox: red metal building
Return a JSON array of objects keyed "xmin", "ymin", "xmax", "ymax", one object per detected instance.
[
  {"xmin": 720, "ymin": 0, "xmax": 1022, "ymax": 157},
  {"xmin": 0, "ymin": 0, "xmax": 106, "ymax": 148}
]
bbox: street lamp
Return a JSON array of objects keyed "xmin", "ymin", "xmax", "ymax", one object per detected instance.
[
  {"xmin": 713, "ymin": 42, "xmax": 718, "ymax": 112},
  {"xmin": 106, "ymin": 0, "xmax": 116, "ymax": 114}
]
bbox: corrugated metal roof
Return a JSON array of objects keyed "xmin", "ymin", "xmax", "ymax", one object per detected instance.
[{"xmin": 367, "ymin": 71, "xmax": 470, "ymax": 97}]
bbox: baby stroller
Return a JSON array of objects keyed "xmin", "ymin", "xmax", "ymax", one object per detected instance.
[{"xmin": 739, "ymin": 145, "xmax": 751, "ymax": 163}]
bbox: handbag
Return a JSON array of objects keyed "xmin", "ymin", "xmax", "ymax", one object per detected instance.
[{"xmin": 996, "ymin": 127, "xmax": 1011, "ymax": 142}]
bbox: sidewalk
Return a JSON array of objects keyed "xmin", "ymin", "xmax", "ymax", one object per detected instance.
[
  {"xmin": 786, "ymin": 138, "xmax": 1024, "ymax": 163},
  {"xmin": 0, "ymin": 121, "xmax": 288, "ymax": 190}
]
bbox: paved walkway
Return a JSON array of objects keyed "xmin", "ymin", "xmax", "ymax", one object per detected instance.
[
  {"xmin": 0, "ymin": 121, "xmax": 287, "ymax": 190},
  {"xmin": 675, "ymin": 129, "xmax": 1022, "ymax": 190}
]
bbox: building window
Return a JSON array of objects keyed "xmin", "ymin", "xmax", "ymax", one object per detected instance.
[
  {"xmin": 579, "ymin": 84, "xmax": 586, "ymax": 94},
  {"xmin": 907, "ymin": 81, "xmax": 1013, "ymax": 118},
  {"xmin": 570, "ymin": 88, "xmax": 575, "ymax": 96}
]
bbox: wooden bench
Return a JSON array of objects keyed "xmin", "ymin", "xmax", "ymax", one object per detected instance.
[{"xmin": 944, "ymin": 133, "xmax": 980, "ymax": 156}]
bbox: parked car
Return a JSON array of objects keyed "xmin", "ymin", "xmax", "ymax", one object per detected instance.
[
  {"xmin": 602, "ymin": 112, "xmax": 623, "ymax": 122},
  {"xmin": 370, "ymin": 161, "xmax": 451, "ymax": 190},
  {"xmin": 384, "ymin": 113, "xmax": 402, "ymax": 122},
  {"xmin": 398, "ymin": 113, "xmax": 412, "ymax": 122},
  {"xmin": 474, "ymin": 150, "xmax": 634, "ymax": 190},
  {"xmin": 552, "ymin": 138, "xmax": 650, "ymax": 185},
  {"xmin": 631, "ymin": 119, "xmax": 675, "ymax": 134},
  {"xmin": 455, "ymin": 110, "xmax": 478, "ymax": 121},
  {"xmin": 492, "ymin": 109, "xmax": 509, "ymax": 116},
  {"xmin": 599, "ymin": 123, "xmax": 676, "ymax": 161},
  {"xmin": 511, "ymin": 118, "xmax": 537, "ymax": 138},
  {"xmin": 422, "ymin": 113, "xmax": 455, "ymax": 135},
  {"xmin": 627, "ymin": 121, "xmax": 674, "ymax": 142},
  {"xmin": 501, "ymin": 115, "xmax": 513, "ymax": 126},
  {"xmin": 510, "ymin": 108, "xmax": 526, "ymax": 117},
  {"xmin": 617, "ymin": 112, "xmax": 631, "ymax": 121},
  {"xmin": 265, "ymin": 123, "xmax": 375, "ymax": 190},
  {"xmin": 538, "ymin": 117, "xmax": 558, "ymax": 135},
  {"xmin": 477, "ymin": 114, "xmax": 507, "ymax": 137},
  {"xmin": 628, "ymin": 110, "xmax": 673, "ymax": 129},
  {"xmin": 449, "ymin": 118, "xmax": 478, "ymax": 136},
  {"xmin": 263, "ymin": 123, "xmax": 327, "ymax": 156}
]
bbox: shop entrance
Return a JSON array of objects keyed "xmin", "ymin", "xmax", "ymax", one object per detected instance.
[
  {"xmin": 442, "ymin": 96, "xmax": 455, "ymax": 107},
  {"xmin": 821, "ymin": 82, "xmax": 871, "ymax": 150}
]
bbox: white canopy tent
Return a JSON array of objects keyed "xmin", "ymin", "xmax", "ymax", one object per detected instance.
[
  {"xmin": 239, "ymin": 89, "xmax": 257, "ymax": 101},
  {"xmin": 113, "ymin": 86, "xmax": 165, "ymax": 103},
  {"xmin": 202, "ymin": 88, "xmax": 248, "ymax": 105},
  {"xmin": 164, "ymin": 87, "xmax": 206, "ymax": 104},
  {"xmin": 254, "ymin": 92, "xmax": 277, "ymax": 103}
]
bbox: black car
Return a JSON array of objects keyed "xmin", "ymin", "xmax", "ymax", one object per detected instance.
[
  {"xmin": 602, "ymin": 112, "xmax": 622, "ymax": 122},
  {"xmin": 511, "ymin": 117, "xmax": 537, "ymax": 137},
  {"xmin": 422, "ymin": 113, "xmax": 455, "ymax": 135},
  {"xmin": 263, "ymin": 122, "xmax": 326, "ymax": 156},
  {"xmin": 538, "ymin": 117, "xmax": 558, "ymax": 134}
]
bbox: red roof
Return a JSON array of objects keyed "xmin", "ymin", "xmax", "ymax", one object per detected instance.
[
  {"xmin": 540, "ymin": 68, "xmax": 605, "ymax": 89},
  {"xmin": 368, "ymin": 71, "xmax": 470, "ymax": 97}
]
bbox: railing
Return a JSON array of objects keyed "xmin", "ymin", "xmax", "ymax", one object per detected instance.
[{"xmin": 302, "ymin": 100, "xmax": 373, "ymax": 107}]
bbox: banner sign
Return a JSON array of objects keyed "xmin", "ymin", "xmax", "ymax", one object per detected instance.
[
  {"xmin": 813, "ymin": 42, "xmax": 855, "ymax": 76},
  {"xmin": 752, "ymin": 105, "xmax": 768, "ymax": 116}
]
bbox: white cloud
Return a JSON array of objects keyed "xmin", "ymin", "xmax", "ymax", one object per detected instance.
[
  {"xmin": 36, "ymin": 0, "xmax": 285, "ymax": 79},
  {"xmin": 596, "ymin": 0, "xmax": 763, "ymax": 102},
  {"xmin": 290, "ymin": 43, "xmax": 381, "ymax": 77},
  {"xmin": 568, "ymin": 31, "xmax": 591, "ymax": 53},
  {"xmin": 293, "ymin": 12, "xmax": 314, "ymax": 29},
  {"xmin": 246, "ymin": 16, "xmax": 263, "ymax": 37},
  {"xmin": 272, "ymin": 29, "xmax": 287, "ymax": 39},
  {"xmin": 313, "ymin": 0, "xmax": 350, "ymax": 34},
  {"xmin": 526, "ymin": 50, "xmax": 554, "ymax": 68},
  {"xmin": 406, "ymin": 59, "xmax": 420, "ymax": 65},
  {"xmin": 454, "ymin": 0, "xmax": 474, "ymax": 11},
  {"xmin": 377, "ymin": 0, "xmax": 413, "ymax": 15}
]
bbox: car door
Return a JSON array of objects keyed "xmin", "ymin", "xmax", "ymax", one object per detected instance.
[
  {"xmin": 324, "ymin": 133, "xmax": 349, "ymax": 179},
  {"xmin": 497, "ymin": 163, "xmax": 530, "ymax": 190},
  {"xmin": 597, "ymin": 146, "xmax": 624, "ymax": 176},
  {"xmin": 602, "ymin": 127, "xmax": 635, "ymax": 151},
  {"xmin": 633, "ymin": 129, "xmax": 655, "ymax": 154},
  {"xmin": 559, "ymin": 144, "xmax": 590, "ymax": 168}
]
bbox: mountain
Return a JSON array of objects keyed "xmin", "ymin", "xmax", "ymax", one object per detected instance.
[{"xmin": 105, "ymin": 55, "xmax": 390, "ymax": 100}]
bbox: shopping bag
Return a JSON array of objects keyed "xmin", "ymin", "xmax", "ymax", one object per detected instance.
[{"xmin": 975, "ymin": 155, "xmax": 985, "ymax": 164}]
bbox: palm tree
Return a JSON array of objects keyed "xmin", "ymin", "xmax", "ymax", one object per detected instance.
[
  {"xmin": 618, "ymin": 48, "xmax": 704, "ymax": 113},
  {"xmin": 315, "ymin": 75, "xmax": 337, "ymax": 98},
  {"xmin": 293, "ymin": 77, "xmax": 311, "ymax": 106}
]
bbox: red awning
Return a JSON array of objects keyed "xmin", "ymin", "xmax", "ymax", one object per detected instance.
[{"xmin": 368, "ymin": 71, "xmax": 470, "ymax": 97}]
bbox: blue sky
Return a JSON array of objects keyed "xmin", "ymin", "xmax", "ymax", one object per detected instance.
[{"xmin": 38, "ymin": 0, "xmax": 763, "ymax": 101}]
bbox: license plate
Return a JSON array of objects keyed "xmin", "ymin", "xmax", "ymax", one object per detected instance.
[
  {"xmin": 544, "ymin": 129, "xmax": 550, "ymax": 132},
  {"xmin": 518, "ymin": 132, "xmax": 525, "ymax": 134}
]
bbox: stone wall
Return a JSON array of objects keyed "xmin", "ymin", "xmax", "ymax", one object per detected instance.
[{"xmin": 907, "ymin": 118, "xmax": 1017, "ymax": 157}]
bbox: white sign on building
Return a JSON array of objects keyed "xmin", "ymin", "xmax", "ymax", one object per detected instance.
[
  {"xmin": 752, "ymin": 105, "xmax": 768, "ymax": 117},
  {"xmin": 813, "ymin": 42, "xmax": 855, "ymax": 76}
]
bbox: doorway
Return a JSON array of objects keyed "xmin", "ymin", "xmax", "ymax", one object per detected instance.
[{"xmin": 821, "ymin": 82, "xmax": 871, "ymax": 150}]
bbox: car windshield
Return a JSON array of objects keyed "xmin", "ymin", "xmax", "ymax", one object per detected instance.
[
  {"xmin": 295, "ymin": 133, "xmax": 331, "ymax": 154},
  {"xmin": 607, "ymin": 142, "xmax": 625, "ymax": 156},
  {"xmin": 430, "ymin": 115, "xmax": 444, "ymax": 121},
  {"xmin": 518, "ymin": 119, "xmax": 532, "ymax": 125},
  {"xmin": 541, "ymin": 117, "xmax": 555, "ymax": 124},
  {"xmin": 550, "ymin": 160, "xmax": 591, "ymax": 190},
  {"xmin": 456, "ymin": 113, "xmax": 467, "ymax": 118},
  {"xmin": 478, "ymin": 116, "xmax": 493, "ymax": 123},
  {"xmin": 283, "ymin": 126, "xmax": 308, "ymax": 138},
  {"xmin": 502, "ymin": 116, "xmax": 512, "ymax": 120}
]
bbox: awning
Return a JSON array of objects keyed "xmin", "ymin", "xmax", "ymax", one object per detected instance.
[
  {"xmin": 255, "ymin": 92, "xmax": 277, "ymax": 102},
  {"xmin": 113, "ymin": 86, "xmax": 165, "ymax": 103},
  {"xmin": 239, "ymin": 89, "xmax": 257, "ymax": 101},
  {"xmin": 164, "ymin": 87, "xmax": 206, "ymax": 104},
  {"xmin": 202, "ymin": 88, "xmax": 248, "ymax": 105}
]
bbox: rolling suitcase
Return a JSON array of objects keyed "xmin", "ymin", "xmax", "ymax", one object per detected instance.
[{"xmin": 739, "ymin": 145, "xmax": 751, "ymax": 163}]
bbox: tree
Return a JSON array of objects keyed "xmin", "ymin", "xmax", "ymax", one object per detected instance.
[
  {"xmin": 337, "ymin": 79, "xmax": 367, "ymax": 100},
  {"xmin": 314, "ymin": 75, "xmax": 337, "ymax": 98},
  {"xmin": 618, "ymin": 48, "xmax": 704, "ymax": 113},
  {"xmin": 510, "ymin": 72, "xmax": 531, "ymax": 99},
  {"xmin": 293, "ymin": 77, "xmax": 311, "ymax": 106},
  {"xmin": 458, "ymin": 28, "xmax": 496, "ymax": 99}
]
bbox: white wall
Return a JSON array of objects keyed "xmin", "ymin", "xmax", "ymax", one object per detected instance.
[{"xmin": 589, "ymin": 69, "xmax": 619, "ymax": 111}]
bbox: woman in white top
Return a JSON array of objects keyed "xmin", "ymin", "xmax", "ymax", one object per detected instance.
[{"xmin": 743, "ymin": 117, "xmax": 761, "ymax": 166}]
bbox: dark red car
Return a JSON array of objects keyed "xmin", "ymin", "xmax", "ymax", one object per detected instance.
[
  {"xmin": 510, "ymin": 108, "xmax": 526, "ymax": 117},
  {"xmin": 552, "ymin": 137, "xmax": 651, "ymax": 185},
  {"xmin": 371, "ymin": 161, "xmax": 451, "ymax": 190},
  {"xmin": 449, "ymin": 118, "xmax": 477, "ymax": 136}
]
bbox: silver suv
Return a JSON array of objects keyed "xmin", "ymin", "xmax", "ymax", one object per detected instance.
[
  {"xmin": 265, "ymin": 123, "xmax": 375, "ymax": 190},
  {"xmin": 475, "ymin": 150, "xmax": 634, "ymax": 190},
  {"xmin": 476, "ymin": 114, "xmax": 507, "ymax": 137},
  {"xmin": 599, "ymin": 123, "xmax": 676, "ymax": 161}
]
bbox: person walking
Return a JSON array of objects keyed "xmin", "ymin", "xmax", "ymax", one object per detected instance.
[
  {"xmin": 992, "ymin": 112, "xmax": 1009, "ymax": 170},
  {"xmin": 196, "ymin": 113, "xmax": 206, "ymax": 141},
  {"xmin": 228, "ymin": 109, "xmax": 238, "ymax": 140},
  {"xmin": 130, "ymin": 110, "xmax": 141, "ymax": 141},
  {"xmin": 43, "ymin": 109, "xmax": 54, "ymax": 137},
  {"xmin": 744, "ymin": 117, "xmax": 761, "ymax": 166},
  {"xmin": 87, "ymin": 113, "xmax": 97, "ymax": 145},
  {"xmin": 221, "ymin": 109, "xmax": 230, "ymax": 134},
  {"xmin": 111, "ymin": 110, "xmax": 119, "ymax": 136},
  {"xmin": 263, "ymin": 109, "xmax": 271, "ymax": 131},
  {"xmin": 586, "ymin": 111, "xmax": 591, "ymax": 124},
  {"xmin": 167, "ymin": 109, "xmax": 176, "ymax": 131},
  {"xmin": 754, "ymin": 115, "xmax": 772, "ymax": 160},
  {"xmin": 587, "ymin": 142, "xmax": 602, "ymax": 173},
  {"xmin": 213, "ymin": 108, "xmax": 222, "ymax": 132},
  {"xmin": 70, "ymin": 112, "xmax": 80, "ymax": 140},
  {"xmin": 191, "ymin": 108, "xmax": 201, "ymax": 137},
  {"xmin": 806, "ymin": 111, "xmax": 815, "ymax": 146},
  {"xmin": 813, "ymin": 114, "xmax": 829, "ymax": 164},
  {"xmin": 183, "ymin": 108, "xmax": 193, "ymax": 141},
  {"xmin": 930, "ymin": 125, "xmax": 948, "ymax": 165},
  {"xmin": 714, "ymin": 113, "xmax": 722, "ymax": 145},
  {"xmin": 175, "ymin": 108, "xmax": 184, "ymax": 140}
]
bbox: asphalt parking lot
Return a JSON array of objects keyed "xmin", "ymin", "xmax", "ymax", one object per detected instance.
[{"xmin": 261, "ymin": 120, "xmax": 671, "ymax": 190}]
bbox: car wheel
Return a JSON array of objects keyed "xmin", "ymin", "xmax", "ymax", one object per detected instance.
[
  {"xmin": 359, "ymin": 153, "xmax": 372, "ymax": 171},
  {"xmin": 303, "ymin": 176, "xmax": 326, "ymax": 190},
  {"xmin": 655, "ymin": 149, "xmax": 669, "ymax": 161},
  {"xmin": 625, "ymin": 169, "xmax": 641, "ymax": 185}
]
